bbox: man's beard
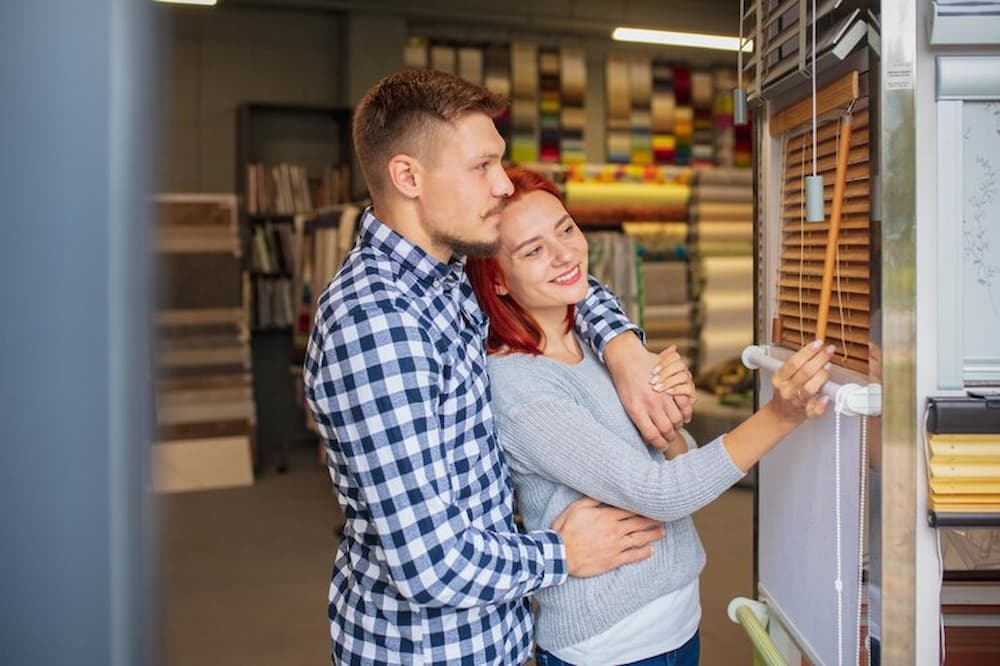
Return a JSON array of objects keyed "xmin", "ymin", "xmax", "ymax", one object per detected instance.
[{"xmin": 433, "ymin": 230, "xmax": 500, "ymax": 258}]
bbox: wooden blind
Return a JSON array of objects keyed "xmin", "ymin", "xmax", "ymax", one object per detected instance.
[{"xmin": 776, "ymin": 104, "xmax": 870, "ymax": 373}]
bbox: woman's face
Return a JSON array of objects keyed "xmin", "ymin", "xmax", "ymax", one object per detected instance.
[{"xmin": 495, "ymin": 190, "xmax": 589, "ymax": 316}]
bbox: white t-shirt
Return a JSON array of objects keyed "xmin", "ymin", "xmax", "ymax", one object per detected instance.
[{"xmin": 547, "ymin": 579, "xmax": 701, "ymax": 666}]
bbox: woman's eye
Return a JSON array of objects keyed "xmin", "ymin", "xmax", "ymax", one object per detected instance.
[{"xmin": 525, "ymin": 247, "xmax": 541, "ymax": 257}]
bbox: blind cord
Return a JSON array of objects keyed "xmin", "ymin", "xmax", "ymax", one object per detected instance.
[
  {"xmin": 812, "ymin": 0, "xmax": 818, "ymax": 177},
  {"xmin": 856, "ymin": 415, "xmax": 868, "ymax": 666},
  {"xmin": 834, "ymin": 407, "xmax": 844, "ymax": 666},
  {"xmin": 738, "ymin": 0, "xmax": 745, "ymax": 84}
]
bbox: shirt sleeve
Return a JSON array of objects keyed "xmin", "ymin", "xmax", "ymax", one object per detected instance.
[
  {"xmin": 305, "ymin": 305, "xmax": 567, "ymax": 609},
  {"xmin": 495, "ymin": 395, "xmax": 745, "ymax": 523},
  {"xmin": 574, "ymin": 275, "xmax": 644, "ymax": 361}
]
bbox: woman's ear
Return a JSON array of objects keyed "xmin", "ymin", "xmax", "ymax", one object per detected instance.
[
  {"xmin": 386, "ymin": 153, "xmax": 421, "ymax": 199},
  {"xmin": 493, "ymin": 277, "xmax": 509, "ymax": 296}
]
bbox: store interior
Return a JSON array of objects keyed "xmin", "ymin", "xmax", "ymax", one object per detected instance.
[
  {"xmin": 152, "ymin": 1, "xmax": 761, "ymax": 663},
  {"xmin": 7, "ymin": 1, "xmax": 1000, "ymax": 664}
]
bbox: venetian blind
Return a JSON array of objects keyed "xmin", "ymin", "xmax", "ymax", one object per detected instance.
[{"xmin": 775, "ymin": 100, "xmax": 870, "ymax": 373}]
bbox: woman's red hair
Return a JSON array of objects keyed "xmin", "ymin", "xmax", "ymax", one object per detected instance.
[{"xmin": 466, "ymin": 167, "xmax": 577, "ymax": 355}]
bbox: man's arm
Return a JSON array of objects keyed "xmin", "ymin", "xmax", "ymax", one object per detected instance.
[
  {"xmin": 574, "ymin": 277, "xmax": 692, "ymax": 449},
  {"xmin": 306, "ymin": 307, "xmax": 565, "ymax": 608},
  {"xmin": 305, "ymin": 306, "xmax": 660, "ymax": 605}
]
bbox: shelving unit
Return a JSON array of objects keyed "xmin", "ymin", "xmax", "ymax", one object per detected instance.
[
  {"xmin": 236, "ymin": 103, "xmax": 353, "ymax": 333},
  {"xmin": 234, "ymin": 103, "xmax": 355, "ymax": 472},
  {"xmin": 151, "ymin": 193, "xmax": 256, "ymax": 493}
]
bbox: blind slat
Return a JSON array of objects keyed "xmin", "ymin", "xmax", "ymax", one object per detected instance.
[
  {"xmin": 781, "ymin": 231, "xmax": 870, "ymax": 246},
  {"xmin": 783, "ymin": 217, "xmax": 870, "ymax": 234},
  {"xmin": 776, "ymin": 276, "xmax": 870, "ymax": 295},
  {"xmin": 785, "ymin": 128, "xmax": 870, "ymax": 164},
  {"xmin": 785, "ymin": 111, "xmax": 870, "ymax": 151},
  {"xmin": 779, "ymin": 264, "xmax": 869, "ymax": 279},
  {"xmin": 778, "ymin": 289, "xmax": 870, "ymax": 311},
  {"xmin": 781, "ymin": 248, "xmax": 870, "ymax": 262}
]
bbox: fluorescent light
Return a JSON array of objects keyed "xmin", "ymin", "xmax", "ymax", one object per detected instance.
[
  {"xmin": 612, "ymin": 27, "xmax": 753, "ymax": 52},
  {"xmin": 154, "ymin": 0, "xmax": 218, "ymax": 6}
]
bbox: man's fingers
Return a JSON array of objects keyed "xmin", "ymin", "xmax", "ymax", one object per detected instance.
[
  {"xmin": 661, "ymin": 396, "xmax": 684, "ymax": 428},
  {"xmin": 614, "ymin": 544, "xmax": 655, "ymax": 567},
  {"xmin": 550, "ymin": 496, "xmax": 602, "ymax": 530},
  {"xmin": 615, "ymin": 513, "xmax": 664, "ymax": 530},
  {"xmin": 648, "ymin": 405, "xmax": 678, "ymax": 445},
  {"xmin": 629, "ymin": 410, "xmax": 672, "ymax": 449},
  {"xmin": 621, "ymin": 525, "xmax": 665, "ymax": 550}
]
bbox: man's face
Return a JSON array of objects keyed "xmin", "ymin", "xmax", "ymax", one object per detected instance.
[{"xmin": 418, "ymin": 113, "xmax": 513, "ymax": 258}]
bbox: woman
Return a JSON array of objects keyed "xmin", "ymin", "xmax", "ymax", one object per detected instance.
[{"xmin": 465, "ymin": 167, "xmax": 833, "ymax": 666}]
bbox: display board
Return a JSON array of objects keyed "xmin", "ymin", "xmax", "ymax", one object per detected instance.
[{"xmin": 936, "ymin": 57, "xmax": 1000, "ymax": 388}]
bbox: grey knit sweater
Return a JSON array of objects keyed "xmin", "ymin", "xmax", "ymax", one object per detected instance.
[{"xmin": 488, "ymin": 341, "xmax": 745, "ymax": 650}]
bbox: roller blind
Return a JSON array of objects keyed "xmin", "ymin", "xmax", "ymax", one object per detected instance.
[{"xmin": 776, "ymin": 104, "xmax": 870, "ymax": 373}]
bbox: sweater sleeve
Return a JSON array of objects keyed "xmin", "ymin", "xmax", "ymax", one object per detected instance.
[
  {"xmin": 573, "ymin": 275, "xmax": 644, "ymax": 361},
  {"xmin": 495, "ymin": 396, "xmax": 745, "ymax": 523}
]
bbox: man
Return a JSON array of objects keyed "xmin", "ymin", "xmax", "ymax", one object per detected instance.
[{"xmin": 304, "ymin": 69, "xmax": 690, "ymax": 665}]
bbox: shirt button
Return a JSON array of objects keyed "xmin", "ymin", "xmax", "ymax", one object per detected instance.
[{"xmin": 433, "ymin": 279, "xmax": 441, "ymax": 288}]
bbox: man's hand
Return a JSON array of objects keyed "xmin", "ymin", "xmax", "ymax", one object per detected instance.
[
  {"xmin": 603, "ymin": 333, "xmax": 687, "ymax": 450},
  {"xmin": 551, "ymin": 498, "xmax": 666, "ymax": 578}
]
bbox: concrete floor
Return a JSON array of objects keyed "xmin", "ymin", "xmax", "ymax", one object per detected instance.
[{"xmin": 160, "ymin": 448, "xmax": 754, "ymax": 665}]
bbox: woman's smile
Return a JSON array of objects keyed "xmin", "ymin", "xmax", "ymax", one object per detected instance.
[{"xmin": 551, "ymin": 264, "xmax": 582, "ymax": 285}]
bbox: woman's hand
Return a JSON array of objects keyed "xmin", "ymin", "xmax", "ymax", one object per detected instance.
[
  {"xmin": 649, "ymin": 345, "xmax": 696, "ymax": 400},
  {"xmin": 769, "ymin": 339, "xmax": 835, "ymax": 422},
  {"xmin": 604, "ymin": 333, "xmax": 685, "ymax": 449}
]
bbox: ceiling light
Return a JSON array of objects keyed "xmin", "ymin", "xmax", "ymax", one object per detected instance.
[
  {"xmin": 154, "ymin": 0, "xmax": 218, "ymax": 6},
  {"xmin": 612, "ymin": 27, "xmax": 752, "ymax": 52}
]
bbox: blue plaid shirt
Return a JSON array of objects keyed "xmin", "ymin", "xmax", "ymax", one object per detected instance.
[{"xmin": 304, "ymin": 210, "xmax": 639, "ymax": 665}]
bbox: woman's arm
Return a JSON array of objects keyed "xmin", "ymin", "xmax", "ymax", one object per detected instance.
[
  {"xmin": 494, "ymin": 341, "xmax": 833, "ymax": 522},
  {"xmin": 497, "ymin": 396, "xmax": 742, "ymax": 523}
]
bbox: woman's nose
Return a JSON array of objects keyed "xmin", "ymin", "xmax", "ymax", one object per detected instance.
[{"xmin": 552, "ymin": 243, "xmax": 573, "ymax": 264}]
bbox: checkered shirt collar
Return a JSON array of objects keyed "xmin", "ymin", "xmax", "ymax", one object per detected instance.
[{"xmin": 359, "ymin": 207, "xmax": 467, "ymax": 288}]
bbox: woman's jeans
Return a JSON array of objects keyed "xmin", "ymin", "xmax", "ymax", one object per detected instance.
[{"xmin": 533, "ymin": 630, "xmax": 700, "ymax": 666}]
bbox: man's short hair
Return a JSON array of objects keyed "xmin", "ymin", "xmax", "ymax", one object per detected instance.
[{"xmin": 352, "ymin": 69, "xmax": 506, "ymax": 197}]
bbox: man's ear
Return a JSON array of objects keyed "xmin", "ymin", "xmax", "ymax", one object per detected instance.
[{"xmin": 386, "ymin": 154, "xmax": 421, "ymax": 199}]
